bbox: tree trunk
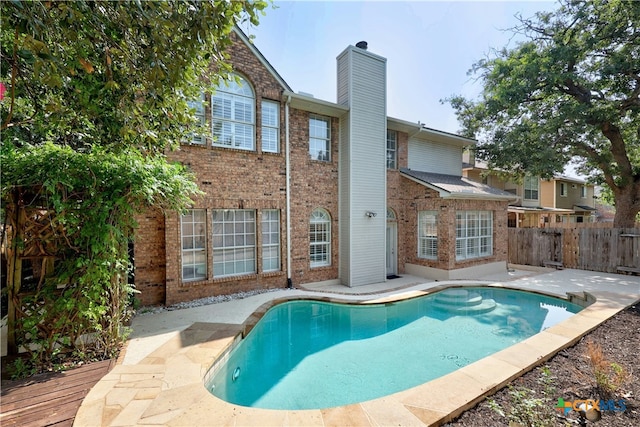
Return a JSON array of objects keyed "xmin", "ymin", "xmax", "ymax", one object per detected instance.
[{"xmin": 613, "ymin": 181, "xmax": 640, "ymax": 228}]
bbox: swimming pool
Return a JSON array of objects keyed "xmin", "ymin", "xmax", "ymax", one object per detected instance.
[{"xmin": 206, "ymin": 286, "xmax": 583, "ymax": 410}]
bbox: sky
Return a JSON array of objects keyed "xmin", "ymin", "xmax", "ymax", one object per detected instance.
[{"xmin": 240, "ymin": 0, "xmax": 558, "ymax": 135}]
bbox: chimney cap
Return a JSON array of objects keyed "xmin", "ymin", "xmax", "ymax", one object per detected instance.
[{"xmin": 355, "ymin": 41, "xmax": 368, "ymax": 50}]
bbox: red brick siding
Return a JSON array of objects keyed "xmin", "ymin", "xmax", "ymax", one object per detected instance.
[
  {"xmin": 133, "ymin": 209, "xmax": 167, "ymax": 306},
  {"xmin": 399, "ymin": 179, "xmax": 508, "ymax": 271},
  {"xmin": 288, "ymin": 109, "xmax": 340, "ymax": 285}
]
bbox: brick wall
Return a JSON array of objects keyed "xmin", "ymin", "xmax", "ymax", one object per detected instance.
[
  {"xmin": 133, "ymin": 34, "xmax": 509, "ymax": 306},
  {"xmin": 134, "ymin": 32, "xmax": 290, "ymax": 306},
  {"xmin": 288, "ymin": 109, "xmax": 340, "ymax": 286},
  {"xmin": 133, "ymin": 209, "xmax": 166, "ymax": 306},
  {"xmin": 399, "ymin": 179, "xmax": 509, "ymax": 271}
]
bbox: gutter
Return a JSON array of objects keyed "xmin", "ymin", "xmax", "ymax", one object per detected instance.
[{"xmin": 285, "ymin": 95, "xmax": 292, "ymax": 289}]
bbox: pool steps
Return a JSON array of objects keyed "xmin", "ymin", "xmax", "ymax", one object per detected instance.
[{"xmin": 432, "ymin": 289, "xmax": 497, "ymax": 314}]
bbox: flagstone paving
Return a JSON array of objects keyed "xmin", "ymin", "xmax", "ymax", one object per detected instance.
[{"xmin": 74, "ymin": 268, "xmax": 640, "ymax": 426}]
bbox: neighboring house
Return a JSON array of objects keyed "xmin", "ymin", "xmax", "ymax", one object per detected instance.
[
  {"xmin": 133, "ymin": 30, "xmax": 516, "ymax": 306},
  {"xmin": 463, "ymin": 151, "xmax": 597, "ymax": 228}
]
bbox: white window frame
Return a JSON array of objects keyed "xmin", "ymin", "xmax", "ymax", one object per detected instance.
[
  {"xmin": 261, "ymin": 100, "xmax": 279, "ymax": 153},
  {"xmin": 187, "ymin": 93, "xmax": 206, "ymax": 145},
  {"xmin": 310, "ymin": 208, "xmax": 331, "ymax": 267},
  {"xmin": 309, "ymin": 115, "xmax": 330, "ymax": 161},
  {"xmin": 387, "ymin": 130, "xmax": 397, "ymax": 169},
  {"xmin": 560, "ymin": 182, "xmax": 567, "ymax": 197},
  {"xmin": 211, "ymin": 75, "xmax": 255, "ymax": 150},
  {"xmin": 212, "ymin": 209, "xmax": 256, "ymax": 277},
  {"xmin": 523, "ymin": 176, "xmax": 539, "ymax": 200},
  {"xmin": 581, "ymin": 185, "xmax": 587, "ymax": 198},
  {"xmin": 181, "ymin": 209, "xmax": 207, "ymax": 281},
  {"xmin": 261, "ymin": 209, "xmax": 280, "ymax": 272},
  {"xmin": 456, "ymin": 211, "xmax": 493, "ymax": 261},
  {"xmin": 418, "ymin": 211, "xmax": 438, "ymax": 260}
]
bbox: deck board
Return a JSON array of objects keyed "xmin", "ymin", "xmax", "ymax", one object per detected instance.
[{"xmin": 1, "ymin": 359, "xmax": 114, "ymax": 427}]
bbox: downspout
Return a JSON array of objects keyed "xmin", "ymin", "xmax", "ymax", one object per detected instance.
[{"xmin": 285, "ymin": 95, "xmax": 293, "ymax": 289}]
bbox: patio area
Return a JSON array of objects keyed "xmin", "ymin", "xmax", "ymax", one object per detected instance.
[{"xmin": 74, "ymin": 267, "xmax": 640, "ymax": 426}]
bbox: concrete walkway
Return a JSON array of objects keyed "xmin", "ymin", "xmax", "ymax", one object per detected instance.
[{"xmin": 74, "ymin": 268, "xmax": 639, "ymax": 426}]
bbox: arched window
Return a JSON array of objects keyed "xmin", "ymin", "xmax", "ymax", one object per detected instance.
[
  {"xmin": 212, "ymin": 74, "xmax": 255, "ymax": 150},
  {"xmin": 309, "ymin": 208, "xmax": 331, "ymax": 267},
  {"xmin": 387, "ymin": 208, "xmax": 396, "ymax": 221}
]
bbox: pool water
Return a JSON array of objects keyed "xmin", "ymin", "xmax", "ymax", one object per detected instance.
[{"xmin": 206, "ymin": 287, "xmax": 582, "ymax": 410}]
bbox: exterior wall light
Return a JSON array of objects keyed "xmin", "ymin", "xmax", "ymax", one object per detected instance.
[{"xmin": 365, "ymin": 211, "xmax": 377, "ymax": 218}]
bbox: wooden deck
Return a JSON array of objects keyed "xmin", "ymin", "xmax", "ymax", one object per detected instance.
[{"xmin": 1, "ymin": 359, "xmax": 115, "ymax": 427}]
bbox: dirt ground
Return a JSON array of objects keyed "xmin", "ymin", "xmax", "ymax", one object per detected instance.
[{"xmin": 445, "ymin": 301, "xmax": 640, "ymax": 427}]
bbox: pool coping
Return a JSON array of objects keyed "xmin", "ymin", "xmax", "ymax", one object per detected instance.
[{"xmin": 74, "ymin": 282, "xmax": 639, "ymax": 427}]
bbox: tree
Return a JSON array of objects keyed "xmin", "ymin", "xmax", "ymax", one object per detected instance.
[
  {"xmin": 0, "ymin": 0, "xmax": 268, "ymax": 370},
  {"xmin": 448, "ymin": 0, "xmax": 639, "ymax": 227},
  {"xmin": 1, "ymin": 0, "xmax": 268, "ymax": 151}
]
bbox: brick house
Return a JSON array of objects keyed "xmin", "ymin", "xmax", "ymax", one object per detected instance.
[{"xmin": 133, "ymin": 29, "xmax": 515, "ymax": 306}]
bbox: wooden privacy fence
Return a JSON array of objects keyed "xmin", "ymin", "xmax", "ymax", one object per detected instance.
[{"xmin": 508, "ymin": 227, "xmax": 640, "ymax": 274}]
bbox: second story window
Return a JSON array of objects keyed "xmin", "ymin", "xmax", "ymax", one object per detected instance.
[
  {"xmin": 187, "ymin": 93, "xmax": 206, "ymax": 145},
  {"xmin": 524, "ymin": 176, "xmax": 539, "ymax": 200},
  {"xmin": 309, "ymin": 115, "xmax": 330, "ymax": 161},
  {"xmin": 261, "ymin": 100, "xmax": 279, "ymax": 153},
  {"xmin": 387, "ymin": 130, "xmax": 397, "ymax": 169},
  {"xmin": 581, "ymin": 185, "xmax": 587, "ymax": 198},
  {"xmin": 212, "ymin": 74, "xmax": 255, "ymax": 150},
  {"xmin": 560, "ymin": 182, "xmax": 567, "ymax": 197}
]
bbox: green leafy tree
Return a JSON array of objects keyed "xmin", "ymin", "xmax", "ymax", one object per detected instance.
[
  {"xmin": 448, "ymin": 0, "xmax": 639, "ymax": 227},
  {"xmin": 1, "ymin": 0, "xmax": 268, "ymax": 150},
  {"xmin": 0, "ymin": 0, "xmax": 268, "ymax": 368}
]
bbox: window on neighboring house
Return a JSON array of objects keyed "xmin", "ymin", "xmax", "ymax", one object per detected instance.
[
  {"xmin": 310, "ymin": 208, "xmax": 331, "ymax": 267},
  {"xmin": 181, "ymin": 209, "xmax": 207, "ymax": 281},
  {"xmin": 212, "ymin": 209, "xmax": 256, "ymax": 277},
  {"xmin": 524, "ymin": 175, "xmax": 539, "ymax": 200},
  {"xmin": 456, "ymin": 211, "xmax": 493, "ymax": 260},
  {"xmin": 211, "ymin": 74, "xmax": 255, "ymax": 150},
  {"xmin": 387, "ymin": 130, "xmax": 397, "ymax": 169},
  {"xmin": 261, "ymin": 100, "xmax": 279, "ymax": 153},
  {"xmin": 418, "ymin": 211, "xmax": 438, "ymax": 259},
  {"xmin": 187, "ymin": 93, "xmax": 206, "ymax": 144},
  {"xmin": 309, "ymin": 115, "xmax": 330, "ymax": 161},
  {"xmin": 261, "ymin": 209, "xmax": 280, "ymax": 272},
  {"xmin": 560, "ymin": 182, "xmax": 567, "ymax": 197},
  {"xmin": 581, "ymin": 185, "xmax": 587, "ymax": 198}
]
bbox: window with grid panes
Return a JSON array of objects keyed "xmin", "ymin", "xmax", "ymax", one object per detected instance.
[
  {"xmin": 211, "ymin": 74, "xmax": 255, "ymax": 150},
  {"xmin": 524, "ymin": 175, "xmax": 539, "ymax": 200},
  {"xmin": 455, "ymin": 211, "xmax": 493, "ymax": 260},
  {"xmin": 261, "ymin": 100, "xmax": 279, "ymax": 153},
  {"xmin": 309, "ymin": 115, "xmax": 330, "ymax": 161},
  {"xmin": 387, "ymin": 130, "xmax": 397, "ymax": 169},
  {"xmin": 181, "ymin": 209, "xmax": 207, "ymax": 280},
  {"xmin": 310, "ymin": 208, "xmax": 331, "ymax": 267},
  {"xmin": 418, "ymin": 211, "xmax": 438, "ymax": 259},
  {"xmin": 187, "ymin": 93, "xmax": 206, "ymax": 144},
  {"xmin": 261, "ymin": 210, "xmax": 280, "ymax": 272},
  {"xmin": 212, "ymin": 210, "xmax": 256, "ymax": 277}
]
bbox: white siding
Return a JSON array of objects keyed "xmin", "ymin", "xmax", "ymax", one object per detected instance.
[
  {"xmin": 338, "ymin": 115, "xmax": 350, "ymax": 282},
  {"xmin": 408, "ymin": 138, "xmax": 462, "ymax": 175},
  {"xmin": 337, "ymin": 52, "xmax": 350, "ymax": 107},
  {"xmin": 337, "ymin": 46, "xmax": 387, "ymax": 287}
]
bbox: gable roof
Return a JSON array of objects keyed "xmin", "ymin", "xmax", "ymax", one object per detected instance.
[
  {"xmin": 233, "ymin": 27, "xmax": 293, "ymax": 92},
  {"xmin": 400, "ymin": 168, "xmax": 517, "ymax": 201}
]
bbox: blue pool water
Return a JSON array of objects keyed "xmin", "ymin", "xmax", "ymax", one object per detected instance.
[{"xmin": 206, "ymin": 287, "xmax": 583, "ymax": 410}]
